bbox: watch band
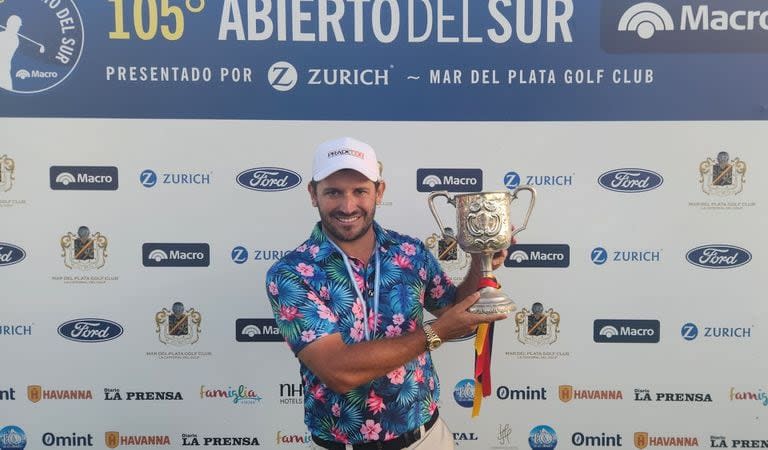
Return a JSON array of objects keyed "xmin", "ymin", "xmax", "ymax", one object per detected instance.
[{"xmin": 423, "ymin": 323, "xmax": 441, "ymax": 351}]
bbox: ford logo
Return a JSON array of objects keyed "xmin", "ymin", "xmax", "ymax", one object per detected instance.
[
  {"xmin": 0, "ymin": 242, "xmax": 26, "ymax": 267},
  {"xmin": 58, "ymin": 319, "xmax": 124, "ymax": 342},
  {"xmin": 236, "ymin": 167, "xmax": 302, "ymax": 192},
  {"xmin": 597, "ymin": 168, "xmax": 663, "ymax": 193},
  {"xmin": 686, "ymin": 245, "xmax": 751, "ymax": 269}
]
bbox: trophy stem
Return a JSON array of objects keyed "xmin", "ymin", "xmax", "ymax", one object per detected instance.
[{"xmin": 468, "ymin": 253, "xmax": 516, "ymax": 315}]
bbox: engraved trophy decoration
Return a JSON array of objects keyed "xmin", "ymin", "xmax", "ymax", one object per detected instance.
[{"xmin": 428, "ymin": 187, "xmax": 536, "ymax": 314}]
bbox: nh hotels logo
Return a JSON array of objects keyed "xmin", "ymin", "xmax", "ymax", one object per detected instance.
[{"xmin": 603, "ymin": 0, "xmax": 768, "ymax": 52}]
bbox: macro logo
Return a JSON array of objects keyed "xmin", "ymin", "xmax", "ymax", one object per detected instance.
[
  {"xmin": 236, "ymin": 319, "xmax": 284, "ymax": 342},
  {"xmin": 57, "ymin": 319, "xmax": 123, "ymax": 343},
  {"xmin": 504, "ymin": 171, "xmax": 573, "ymax": 189},
  {"xmin": 142, "ymin": 243, "xmax": 210, "ymax": 267},
  {"xmin": 529, "ymin": 426, "xmax": 557, "ymax": 450},
  {"xmin": 0, "ymin": 243, "xmax": 26, "ymax": 267},
  {"xmin": 453, "ymin": 379, "xmax": 475, "ymax": 408},
  {"xmin": 0, "ymin": 425, "xmax": 26, "ymax": 450},
  {"xmin": 602, "ymin": 0, "xmax": 768, "ymax": 52},
  {"xmin": 0, "ymin": 0, "xmax": 83, "ymax": 94},
  {"xmin": 598, "ymin": 168, "xmax": 663, "ymax": 193},
  {"xmin": 505, "ymin": 244, "xmax": 570, "ymax": 268},
  {"xmin": 416, "ymin": 169, "xmax": 483, "ymax": 192},
  {"xmin": 50, "ymin": 166, "xmax": 119, "ymax": 191},
  {"xmin": 140, "ymin": 169, "xmax": 211, "ymax": 188},
  {"xmin": 236, "ymin": 167, "xmax": 301, "ymax": 192},
  {"xmin": 594, "ymin": 320, "xmax": 660, "ymax": 343},
  {"xmin": 686, "ymin": 245, "xmax": 751, "ymax": 269}
]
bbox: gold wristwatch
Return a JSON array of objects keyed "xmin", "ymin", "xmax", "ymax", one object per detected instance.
[{"xmin": 423, "ymin": 323, "xmax": 442, "ymax": 351}]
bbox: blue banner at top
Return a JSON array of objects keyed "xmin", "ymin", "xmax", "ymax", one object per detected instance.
[{"xmin": 1, "ymin": 0, "xmax": 767, "ymax": 121}]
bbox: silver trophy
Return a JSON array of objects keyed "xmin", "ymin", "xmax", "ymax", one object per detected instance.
[{"xmin": 428, "ymin": 187, "xmax": 536, "ymax": 314}]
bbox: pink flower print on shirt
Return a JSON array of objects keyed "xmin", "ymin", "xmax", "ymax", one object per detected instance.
[
  {"xmin": 350, "ymin": 320, "xmax": 365, "ymax": 342},
  {"xmin": 317, "ymin": 303, "xmax": 338, "ymax": 323},
  {"xmin": 414, "ymin": 367, "xmax": 424, "ymax": 384},
  {"xmin": 268, "ymin": 282, "xmax": 279, "ymax": 296},
  {"xmin": 392, "ymin": 253, "xmax": 413, "ymax": 270},
  {"xmin": 384, "ymin": 432, "xmax": 398, "ymax": 442},
  {"xmin": 419, "ymin": 267, "xmax": 427, "ymax": 281},
  {"xmin": 432, "ymin": 275, "xmax": 441, "ymax": 285},
  {"xmin": 360, "ymin": 420, "xmax": 382, "ymax": 441},
  {"xmin": 429, "ymin": 401, "xmax": 438, "ymax": 415},
  {"xmin": 418, "ymin": 353, "xmax": 427, "ymax": 366},
  {"xmin": 309, "ymin": 245, "xmax": 320, "ymax": 258},
  {"xmin": 297, "ymin": 263, "xmax": 314, "ymax": 277},
  {"xmin": 279, "ymin": 305, "xmax": 302, "ymax": 322},
  {"xmin": 429, "ymin": 377, "xmax": 435, "ymax": 390},
  {"xmin": 392, "ymin": 314, "xmax": 405, "ymax": 326},
  {"xmin": 368, "ymin": 311, "xmax": 382, "ymax": 335},
  {"xmin": 352, "ymin": 299, "xmax": 365, "ymax": 320},
  {"xmin": 332, "ymin": 403, "xmax": 341, "ymax": 417},
  {"xmin": 385, "ymin": 325, "xmax": 401, "ymax": 338},
  {"xmin": 307, "ymin": 290, "xmax": 321, "ymax": 303},
  {"xmin": 430, "ymin": 284, "xmax": 445, "ymax": 299},
  {"xmin": 301, "ymin": 330, "xmax": 316, "ymax": 343},
  {"xmin": 353, "ymin": 271, "xmax": 365, "ymax": 292},
  {"xmin": 319, "ymin": 286, "xmax": 330, "ymax": 300},
  {"xmin": 408, "ymin": 320, "xmax": 417, "ymax": 332},
  {"xmin": 366, "ymin": 390, "xmax": 387, "ymax": 414},
  {"xmin": 386, "ymin": 366, "xmax": 406, "ymax": 385},
  {"xmin": 296, "ymin": 244, "xmax": 308, "ymax": 252},
  {"xmin": 309, "ymin": 384, "xmax": 326, "ymax": 403},
  {"xmin": 331, "ymin": 427, "xmax": 349, "ymax": 444},
  {"xmin": 400, "ymin": 242, "xmax": 417, "ymax": 256}
]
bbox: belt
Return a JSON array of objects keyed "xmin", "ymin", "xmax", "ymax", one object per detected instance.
[{"xmin": 312, "ymin": 410, "xmax": 439, "ymax": 450}]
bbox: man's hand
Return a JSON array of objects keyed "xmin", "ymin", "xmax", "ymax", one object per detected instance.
[{"xmin": 430, "ymin": 292, "xmax": 508, "ymax": 341}]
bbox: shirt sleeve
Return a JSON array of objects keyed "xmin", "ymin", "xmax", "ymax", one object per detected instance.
[
  {"xmin": 421, "ymin": 241, "xmax": 457, "ymax": 313},
  {"xmin": 265, "ymin": 261, "xmax": 340, "ymax": 356}
]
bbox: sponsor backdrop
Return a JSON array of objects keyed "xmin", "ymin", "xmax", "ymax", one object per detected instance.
[{"xmin": 1, "ymin": 1, "xmax": 766, "ymax": 450}]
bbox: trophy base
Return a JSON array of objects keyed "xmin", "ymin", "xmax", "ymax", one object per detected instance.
[{"xmin": 468, "ymin": 287, "xmax": 517, "ymax": 315}]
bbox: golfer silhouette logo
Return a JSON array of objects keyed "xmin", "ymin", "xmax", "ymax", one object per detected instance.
[{"xmin": 0, "ymin": 0, "xmax": 84, "ymax": 94}]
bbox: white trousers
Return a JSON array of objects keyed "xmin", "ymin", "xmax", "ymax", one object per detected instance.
[{"xmin": 311, "ymin": 418, "xmax": 455, "ymax": 450}]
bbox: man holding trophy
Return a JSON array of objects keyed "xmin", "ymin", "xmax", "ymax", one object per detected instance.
[{"xmin": 265, "ymin": 137, "xmax": 534, "ymax": 450}]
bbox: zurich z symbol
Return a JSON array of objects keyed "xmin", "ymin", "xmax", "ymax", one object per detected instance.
[
  {"xmin": 598, "ymin": 168, "xmax": 663, "ymax": 193},
  {"xmin": 591, "ymin": 247, "xmax": 608, "ymax": 265}
]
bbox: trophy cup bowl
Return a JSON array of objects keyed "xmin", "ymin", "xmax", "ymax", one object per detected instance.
[{"xmin": 428, "ymin": 187, "xmax": 536, "ymax": 314}]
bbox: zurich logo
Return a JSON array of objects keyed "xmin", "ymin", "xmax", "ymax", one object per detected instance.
[
  {"xmin": 140, "ymin": 169, "xmax": 158, "ymax": 187},
  {"xmin": 236, "ymin": 167, "xmax": 302, "ymax": 192},
  {"xmin": 58, "ymin": 319, "xmax": 123, "ymax": 343},
  {"xmin": 0, "ymin": 243, "xmax": 26, "ymax": 267},
  {"xmin": 686, "ymin": 245, "xmax": 751, "ymax": 269},
  {"xmin": 591, "ymin": 247, "xmax": 608, "ymax": 265},
  {"xmin": 231, "ymin": 246, "xmax": 249, "ymax": 264},
  {"xmin": 598, "ymin": 168, "xmax": 663, "ymax": 193},
  {"xmin": 504, "ymin": 171, "xmax": 521, "ymax": 189},
  {"xmin": 681, "ymin": 323, "xmax": 699, "ymax": 341}
]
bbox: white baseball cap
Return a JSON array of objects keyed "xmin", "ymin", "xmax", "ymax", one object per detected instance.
[{"xmin": 312, "ymin": 137, "xmax": 380, "ymax": 182}]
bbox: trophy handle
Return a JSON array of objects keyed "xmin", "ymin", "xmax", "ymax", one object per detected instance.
[
  {"xmin": 508, "ymin": 185, "xmax": 536, "ymax": 238},
  {"xmin": 427, "ymin": 190, "xmax": 455, "ymax": 237}
]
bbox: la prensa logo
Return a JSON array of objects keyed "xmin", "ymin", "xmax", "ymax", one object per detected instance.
[
  {"xmin": 236, "ymin": 167, "xmax": 301, "ymax": 192},
  {"xmin": 598, "ymin": 168, "xmax": 663, "ymax": 193},
  {"xmin": 686, "ymin": 245, "xmax": 751, "ymax": 269}
]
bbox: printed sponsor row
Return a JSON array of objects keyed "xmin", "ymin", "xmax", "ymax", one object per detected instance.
[
  {"xmin": 1, "ymin": 423, "xmax": 766, "ymax": 450},
  {"xmin": 0, "ymin": 153, "xmax": 752, "ymax": 199},
  {"xmin": 0, "ymin": 312, "xmax": 755, "ymax": 347},
  {"xmin": 2, "ymin": 383, "xmax": 764, "ymax": 408},
  {"xmin": 0, "ymin": 240, "xmax": 755, "ymax": 272}
]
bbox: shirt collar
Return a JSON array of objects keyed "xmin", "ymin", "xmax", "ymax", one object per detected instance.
[{"xmin": 310, "ymin": 221, "xmax": 397, "ymax": 262}]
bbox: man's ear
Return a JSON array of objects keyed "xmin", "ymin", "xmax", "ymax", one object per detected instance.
[
  {"xmin": 308, "ymin": 182, "xmax": 318, "ymax": 207},
  {"xmin": 375, "ymin": 180, "xmax": 386, "ymax": 205}
]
